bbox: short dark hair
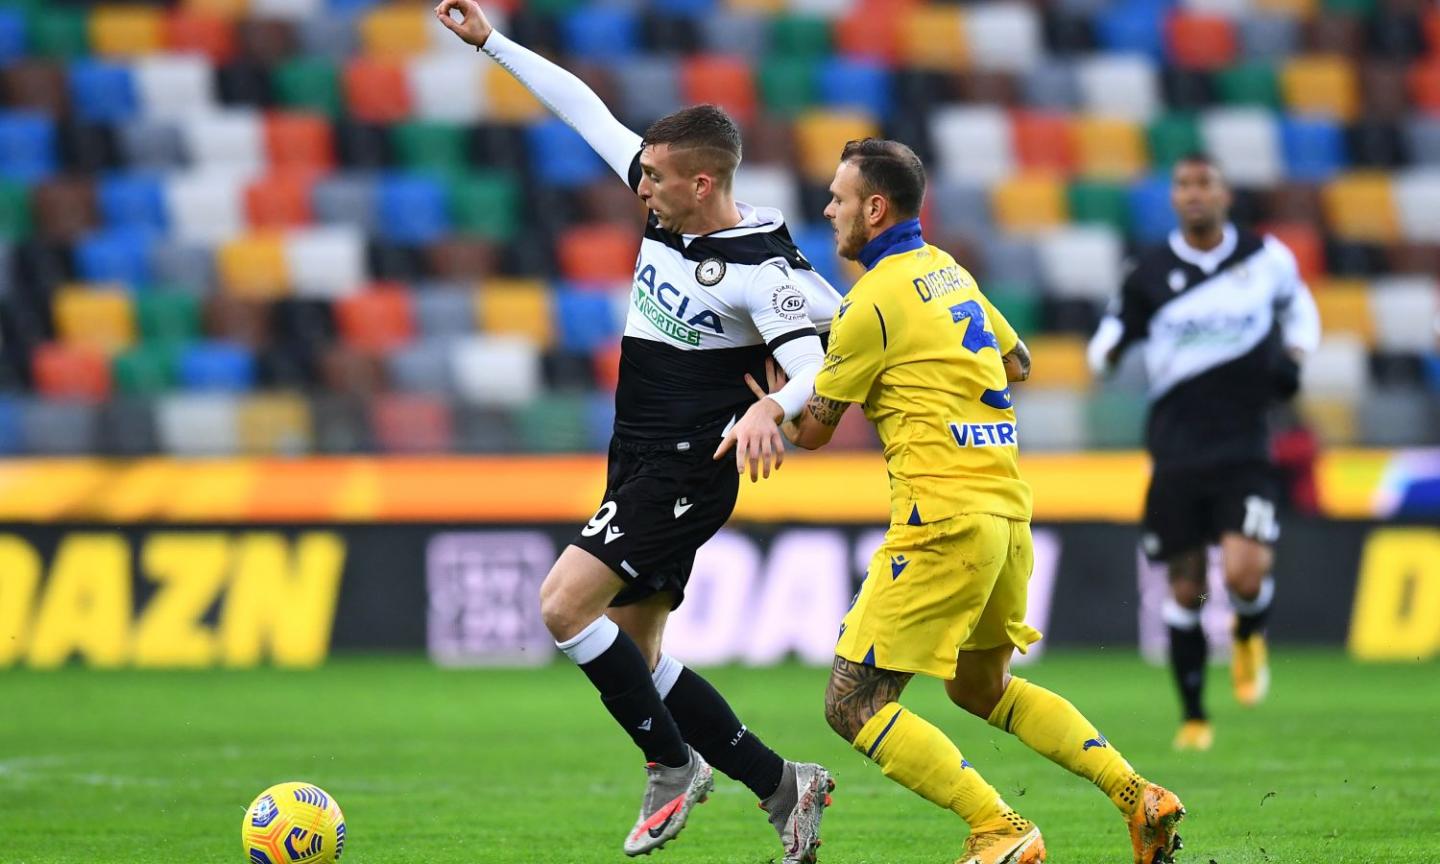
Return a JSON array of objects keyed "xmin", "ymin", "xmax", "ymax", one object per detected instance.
[
  {"xmin": 1175, "ymin": 151, "xmax": 1221, "ymax": 172},
  {"xmin": 642, "ymin": 105, "xmax": 743, "ymax": 186},
  {"xmin": 840, "ymin": 138, "xmax": 926, "ymax": 220}
]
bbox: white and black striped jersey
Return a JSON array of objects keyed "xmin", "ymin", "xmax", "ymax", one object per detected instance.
[{"xmin": 1088, "ymin": 225, "xmax": 1320, "ymax": 470}]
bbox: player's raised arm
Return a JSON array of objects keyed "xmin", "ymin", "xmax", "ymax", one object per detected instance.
[
  {"xmin": 1266, "ymin": 236, "xmax": 1321, "ymax": 359},
  {"xmin": 1086, "ymin": 261, "xmax": 1147, "ymax": 376},
  {"xmin": 434, "ymin": 0, "xmax": 641, "ymax": 183}
]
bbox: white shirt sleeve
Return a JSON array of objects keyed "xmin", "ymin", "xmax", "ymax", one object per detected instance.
[
  {"xmin": 1265, "ymin": 236, "xmax": 1322, "ymax": 356},
  {"xmin": 482, "ymin": 30, "xmax": 643, "ymax": 185},
  {"xmin": 745, "ymin": 258, "xmax": 823, "ymax": 420}
]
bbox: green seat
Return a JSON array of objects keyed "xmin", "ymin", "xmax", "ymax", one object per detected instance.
[
  {"xmin": 515, "ymin": 395, "xmax": 590, "ymax": 453},
  {"xmin": 26, "ymin": 7, "xmax": 88, "ymax": 59},
  {"xmin": 1067, "ymin": 181, "xmax": 1130, "ymax": 234},
  {"xmin": 1147, "ymin": 113, "xmax": 1201, "ymax": 171},
  {"xmin": 392, "ymin": 121, "xmax": 468, "ymax": 175},
  {"xmin": 0, "ymin": 180, "xmax": 31, "ymax": 239},
  {"xmin": 770, "ymin": 14, "xmax": 832, "ymax": 58},
  {"xmin": 273, "ymin": 59, "xmax": 342, "ymax": 117},
  {"xmin": 525, "ymin": 0, "xmax": 585, "ymax": 14},
  {"xmin": 984, "ymin": 290, "xmax": 1041, "ymax": 336},
  {"xmin": 450, "ymin": 171, "xmax": 520, "ymax": 242},
  {"xmin": 136, "ymin": 292, "xmax": 201, "ymax": 345},
  {"xmin": 112, "ymin": 344, "xmax": 178, "ymax": 396},
  {"xmin": 1215, "ymin": 63, "xmax": 1280, "ymax": 108},
  {"xmin": 1085, "ymin": 388, "xmax": 1147, "ymax": 449},
  {"xmin": 758, "ymin": 58, "xmax": 818, "ymax": 117},
  {"xmin": 1322, "ymin": 0, "xmax": 1374, "ymax": 12}
]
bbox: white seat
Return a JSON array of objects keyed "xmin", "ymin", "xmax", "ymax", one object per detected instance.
[
  {"xmin": 408, "ymin": 53, "xmax": 487, "ymax": 122},
  {"xmin": 930, "ymin": 105, "xmax": 1014, "ymax": 184},
  {"xmin": 1369, "ymin": 276, "xmax": 1439, "ymax": 353},
  {"xmin": 134, "ymin": 54, "xmax": 215, "ymax": 120},
  {"xmin": 1393, "ymin": 169, "xmax": 1440, "ymax": 243},
  {"xmin": 165, "ymin": 171, "xmax": 246, "ymax": 246},
  {"xmin": 157, "ymin": 394, "xmax": 239, "ymax": 456},
  {"xmin": 249, "ymin": 0, "xmax": 324, "ymax": 20},
  {"xmin": 1013, "ymin": 388, "xmax": 1086, "ymax": 450},
  {"xmin": 1200, "ymin": 107, "xmax": 1282, "ymax": 186},
  {"xmin": 451, "ymin": 334, "xmax": 541, "ymax": 406},
  {"xmin": 787, "ymin": 0, "xmax": 856, "ymax": 16},
  {"xmin": 1076, "ymin": 53, "xmax": 1160, "ymax": 123},
  {"xmin": 966, "ymin": 3, "xmax": 1043, "ymax": 73},
  {"xmin": 182, "ymin": 110, "xmax": 264, "ymax": 173},
  {"xmin": 285, "ymin": 227, "xmax": 366, "ymax": 299},
  {"xmin": 734, "ymin": 165, "xmax": 800, "ymax": 231},
  {"xmin": 1182, "ymin": 0, "xmax": 1252, "ymax": 14},
  {"xmin": 1036, "ymin": 226, "xmax": 1124, "ymax": 301},
  {"xmin": 1300, "ymin": 335, "xmax": 1369, "ymax": 398}
]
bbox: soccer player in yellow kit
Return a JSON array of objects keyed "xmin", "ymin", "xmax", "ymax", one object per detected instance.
[{"xmin": 735, "ymin": 139, "xmax": 1188, "ymax": 864}]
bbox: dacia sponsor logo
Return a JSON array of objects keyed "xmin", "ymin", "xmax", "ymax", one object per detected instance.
[
  {"xmin": 1156, "ymin": 312, "xmax": 1259, "ymax": 347},
  {"xmin": 634, "ymin": 260, "xmax": 724, "ymax": 346},
  {"xmin": 948, "ymin": 421, "xmax": 1018, "ymax": 447}
]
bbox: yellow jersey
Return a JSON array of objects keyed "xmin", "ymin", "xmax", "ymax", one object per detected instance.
[{"xmin": 814, "ymin": 239, "xmax": 1033, "ymax": 525}]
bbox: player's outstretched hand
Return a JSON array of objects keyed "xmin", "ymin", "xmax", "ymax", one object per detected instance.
[
  {"xmin": 434, "ymin": 0, "xmax": 493, "ymax": 49},
  {"xmin": 713, "ymin": 380, "xmax": 786, "ymax": 483}
]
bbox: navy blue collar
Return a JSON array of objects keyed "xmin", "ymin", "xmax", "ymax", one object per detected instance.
[{"xmin": 858, "ymin": 218, "xmax": 925, "ymax": 270}]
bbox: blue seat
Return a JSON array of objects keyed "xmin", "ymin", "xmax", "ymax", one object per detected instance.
[
  {"xmin": 326, "ymin": 0, "xmax": 384, "ymax": 11},
  {"xmin": 1281, "ymin": 116, "xmax": 1345, "ymax": 182},
  {"xmin": 99, "ymin": 173, "xmax": 168, "ymax": 230},
  {"xmin": 816, "ymin": 58, "xmax": 892, "ymax": 120},
  {"xmin": 0, "ymin": 396, "xmax": 21, "ymax": 454},
  {"xmin": 526, "ymin": 119, "xmax": 606, "ymax": 188},
  {"xmin": 177, "ymin": 342, "xmax": 256, "ymax": 392},
  {"xmin": 562, "ymin": 8, "xmax": 640, "ymax": 61},
  {"xmin": 69, "ymin": 61, "xmax": 139, "ymax": 124},
  {"xmin": 652, "ymin": 0, "xmax": 717, "ymax": 16},
  {"xmin": 1128, "ymin": 174, "xmax": 1177, "ymax": 244},
  {"xmin": 554, "ymin": 288, "xmax": 619, "ymax": 353},
  {"xmin": 584, "ymin": 392, "xmax": 615, "ymax": 451},
  {"xmin": 376, "ymin": 173, "xmax": 449, "ymax": 244},
  {"xmin": 791, "ymin": 225, "xmax": 846, "ymax": 291},
  {"xmin": 0, "ymin": 112, "xmax": 57, "ymax": 183},
  {"xmin": 0, "ymin": 9, "xmax": 24, "ymax": 66},
  {"xmin": 1095, "ymin": 1, "xmax": 1165, "ymax": 59},
  {"xmin": 75, "ymin": 228, "xmax": 157, "ymax": 287}
]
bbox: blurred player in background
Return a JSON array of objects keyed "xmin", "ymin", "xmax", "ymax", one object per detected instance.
[
  {"xmin": 436, "ymin": 2, "xmax": 839, "ymax": 860},
  {"xmin": 743, "ymin": 138, "xmax": 1187, "ymax": 864},
  {"xmin": 1087, "ymin": 155, "xmax": 1321, "ymax": 751}
]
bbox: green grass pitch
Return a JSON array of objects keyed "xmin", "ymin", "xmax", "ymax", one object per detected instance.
[{"xmin": 2, "ymin": 651, "xmax": 1436, "ymax": 863}]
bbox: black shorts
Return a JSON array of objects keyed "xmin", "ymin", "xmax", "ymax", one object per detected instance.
[
  {"xmin": 1142, "ymin": 462, "xmax": 1279, "ymax": 562},
  {"xmin": 571, "ymin": 437, "xmax": 739, "ymax": 608}
]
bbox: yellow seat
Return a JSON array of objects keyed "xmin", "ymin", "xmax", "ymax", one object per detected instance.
[
  {"xmin": 53, "ymin": 285, "xmax": 136, "ymax": 354},
  {"xmin": 477, "ymin": 279, "xmax": 553, "ymax": 348},
  {"xmin": 1073, "ymin": 116, "xmax": 1147, "ymax": 180},
  {"xmin": 360, "ymin": 4, "xmax": 431, "ymax": 58},
  {"xmin": 992, "ymin": 173, "xmax": 1068, "ymax": 234},
  {"xmin": 899, "ymin": 6, "xmax": 968, "ymax": 71},
  {"xmin": 794, "ymin": 110, "xmax": 881, "ymax": 183},
  {"xmin": 218, "ymin": 234, "xmax": 291, "ymax": 300},
  {"xmin": 238, "ymin": 394, "xmax": 314, "ymax": 455},
  {"xmin": 1323, "ymin": 173, "xmax": 1398, "ymax": 243},
  {"xmin": 1020, "ymin": 335, "xmax": 1092, "ymax": 391},
  {"xmin": 1301, "ymin": 397, "xmax": 1356, "ymax": 446},
  {"xmin": 1253, "ymin": 0, "xmax": 1316, "ymax": 15},
  {"xmin": 486, "ymin": 65, "xmax": 546, "ymax": 121},
  {"xmin": 91, "ymin": 5, "xmax": 166, "ymax": 57},
  {"xmin": 1312, "ymin": 280, "xmax": 1375, "ymax": 346},
  {"xmin": 1281, "ymin": 55, "xmax": 1359, "ymax": 122},
  {"xmin": 726, "ymin": 0, "xmax": 785, "ymax": 12},
  {"xmin": 182, "ymin": 0, "xmax": 249, "ymax": 17}
]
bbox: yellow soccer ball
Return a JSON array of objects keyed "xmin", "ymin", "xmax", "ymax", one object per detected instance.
[{"xmin": 242, "ymin": 782, "xmax": 347, "ymax": 864}]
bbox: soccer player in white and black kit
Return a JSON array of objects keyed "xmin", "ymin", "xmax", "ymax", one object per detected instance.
[
  {"xmin": 437, "ymin": 3, "xmax": 840, "ymax": 860},
  {"xmin": 1088, "ymin": 154, "xmax": 1320, "ymax": 751}
]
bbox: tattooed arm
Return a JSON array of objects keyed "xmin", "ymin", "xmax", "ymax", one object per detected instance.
[
  {"xmin": 823, "ymin": 656, "xmax": 914, "ymax": 741},
  {"xmin": 1003, "ymin": 338, "xmax": 1031, "ymax": 383},
  {"xmin": 784, "ymin": 392, "xmax": 850, "ymax": 451}
]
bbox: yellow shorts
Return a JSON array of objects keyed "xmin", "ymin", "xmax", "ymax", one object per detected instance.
[{"xmin": 834, "ymin": 512, "xmax": 1043, "ymax": 679}]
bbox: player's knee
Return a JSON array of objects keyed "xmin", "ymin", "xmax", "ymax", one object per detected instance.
[
  {"xmin": 946, "ymin": 675, "xmax": 1006, "ymax": 719},
  {"xmin": 1171, "ymin": 579, "xmax": 1207, "ymax": 610},
  {"xmin": 538, "ymin": 579, "xmax": 587, "ymax": 641}
]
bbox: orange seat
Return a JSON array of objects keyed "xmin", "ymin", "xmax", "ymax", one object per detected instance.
[
  {"xmin": 53, "ymin": 286, "xmax": 136, "ymax": 354},
  {"xmin": 91, "ymin": 5, "xmax": 165, "ymax": 57},
  {"xmin": 360, "ymin": 4, "xmax": 430, "ymax": 58},
  {"xmin": 166, "ymin": 9, "xmax": 236, "ymax": 62},
  {"xmin": 33, "ymin": 342, "xmax": 113, "ymax": 402},
  {"xmin": 1410, "ymin": 59, "xmax": 1440, "ymax": 115},
  {"xmin": 218, "ymin": 233, "xmax": 291, "ymax": 299},
  {"xmin": 794, "ymin": 110, "xmax": 881, "ymax": 182},
  {"xmin": 1323, "ymin": 173, "xmax": 1399, "ymax": 243},
  {"xmin": 681, "ymin": 56, "xmax": 757, "ymax": 126},
  {"xmin": 264, "ymin": 112, "xmax": 335, "ymax": 172},
  {"xmin": 183, "ymin": 0, "xmax": 248, "ymax": 16},
  {"xmin": 335, "ymin": 284, "xmax": 416, "ymax": 353},
  {"xmin": 1073, "ymin": 116, "xmax": 1146, "ymax": 180},
  {"xmin": 477, "ymin": 279, "xmax": 552, "ymax": 348},
  {"xmin": 344, "ymin": 58, "xmax": 411, "ymax": 124},
  {"xmin": 1311, "ymin": 279, "xmax": 1374, "ymax": 346},
  {"xmin": 898, "ymin": 5, "xmax": 967, "ymax": 70},
  {"xmin": 1011, "ymin": 111, "xmax": 1076, "ymax": 174},
  {"xmin": 1020, "ymin": 335, "xmax": 1091, "ymax": 390},
  {"xmin": 558, "ymin": 224, "xmax": 640, "ymax": 284},
  {"xmin": 245, "ymin": 172, "xmax": 315, "ymax": 229},
  {"xmin": 593, "ymin": 342, "xmax": 621, "ymax": 391},
  {"xmin": 1253, "ymin": 0, "xmax": 1316, "ymax": 15},
  {"xmin": 371, "ymin": 393, "xmax": 453, "ymax": 454},
  {"xmin": 1263, "ymin": 223, "xmax": 1325, "ymax": 282},
  {"xmin": 992, "ymin": 173, "xmax": 1068, "ymax": 234},
  {"xmin": 1165, "ymin": 13, "xmax": 1236, "ymax": 71},
  {"xmin": 835, "ymin": 0, "xmax": 910, "ymax": 64},
  {"xmin": 1281, "ymin": 55, "xmax": 1359, "ymax": 121}
]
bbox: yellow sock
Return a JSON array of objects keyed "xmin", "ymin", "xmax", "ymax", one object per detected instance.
[
  {"xmin": 988, "ymin": 677, "xmax": 1144, "ymax": 814},
  {"xmin": 853, "ymin": 702, "xmax": 1007, "ymax": 827}
]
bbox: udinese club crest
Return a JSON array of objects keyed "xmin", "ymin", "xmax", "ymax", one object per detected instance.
[{"xmin": 695, "ymin": 257, "xmax": 726, "ymax": 286}]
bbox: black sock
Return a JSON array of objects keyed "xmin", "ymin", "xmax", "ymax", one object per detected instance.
[
  {"xmin": 1232, "ymin": 577, "xmax": 1275, "ymax": 640},
  {"xmin": 568, "ymin": 623, "xmax": 689, "ymax": 768},
  {"xmin": 1168, "ymin": 620, "xmax": 1208, "ymax": 722},
  {"xmin": 661, "ymin": 665, "xmax": 785, "ymax": 800}
]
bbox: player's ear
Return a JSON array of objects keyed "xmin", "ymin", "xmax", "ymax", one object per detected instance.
[
  {"xmin": 693, "ymin": 172, "xmax": 712, "ymax": 202},
  {"xmin": 867, "ymin": 193, "xmax": 888, "ymax": 227}
]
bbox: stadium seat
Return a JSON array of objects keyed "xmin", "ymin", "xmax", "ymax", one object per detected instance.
[
  {"xmin": 0, "ymin": 112, "xmax": 57, "ymax": 183},
  {"xmin": 165, "ymin": 172, "xmax": 245, "ymax": 245},
  {"xmin": 98, "ymin": 173, "xmax": 167, "ymax": 231},
  {"xmin": 177, "ymin": 341, "xmax": 256, "ymax": 392},
  {"xmin": 1068, "ymin": 180, "xmax": 1131, "ymax": 233},
  {"xmin": 1369, "ymin": 276, "xmax": 1440, "ymax": 352},
  {"xmin": 979, "ymin": 236, "xmax": 1041, "ymax": 288},
  {"xmin": 1323, "ymin": 173, "xmax": 1399, "ymax": 243},
  {"xmin": 1280, "ymin": 116, "xmax": 1346, "ymax": 181},
  {"xmin": 91, "ymin": 5, "xmax": 165, "ymax": 58},
  {"xmin": 1201, "ymin": 107, "xmax": 1283, "ymax": 185},
  {"xmin": 732, "ymin": 165, "xmax": 800, "ymax": 229},
  {"xmin": 32, "ymin": 342, "xmax": 112, "ymax": 402},
  {"xmin": 483, "ymin": 62, "xmax": 546, "ymax": 122},
  {"xmin": 0, "ymin": 180, "xmax": 29, "ymax": 239},
  {"xmin": 477, "ymin": 278, "xmax": 553, "ymax": 348},
  {"xmin": 391, "ymin": 120, "xmax": 467, "ymax": 175},
  {"xmin": 33, "ymin": 177, "xmax": 98, "ymax": 241},
  {"xmin": 68, "ymin": 60, "xmax": 138, "ymax": 124},
  {"xmin": 1074, "ymin": 116, "xmax": 1147, "ymax": 180},
  {"xmin": 794, "ymin": 110, "xmax": 880, "ymax": 183},
  {"xmin": 554, "ymin": 289, "xmax": 620, "ymax": 353},
  {"xmin": 4, "ymin": 59, "xmax": 69, "ymax": 119},
  {"xmin": 681, "ymin": 56, "xmax": 757, "ymax": 125},
  {"xmin": 286, "ymin": 226, "xmax": 367, "ymax": 299},
  {"xmin": 112, "ymin": 344, "xmax": 176, "ymax": 395},
  {"xmin": 317, "ymin": 345, "xmax": 386, "ymax": 398},
  {"xmin": 343, "ymin": 58, "xmax": 412, "ymax": 123},
  {"xmin": 136, "ymin": 290, "xmax": 201, "ymax": 344},
  {"xmin": 1036, "ymin": 226, "xmax": 1123, "ymax": 300},
  {"xmin": 53, "ymin": 286, "xmax": 136, "ymax": 354},
  {"xmin": 1012, "ymin": 112, "xmax": 1076, "ymax": 174},
  {"xmin": 382, "ymin": 335, "xmax": 451, "ymax": 393},
  {"xmin": 408, "ymin": 53, "xmax": 485, "ymax": 122},
  {"xmin": 360, "ymin": 4, "xmax": 429, "ymax": 57},
  {"xmin": 20, "ymin": 400, "xmax": 99, "ymax": 455},
  {"xmin": 607, "ymin": 57, "xmax": 683, "ymax": 129},
  {"xmin": 1014, "ymin": 388, "xmax": 1086, "ymax": 450},
  {"xmin": 156, "ymin": 393, "xmax": 240, "ymax": 455},
  {"xmin": 1358, "ymin": 391, "xmax": 1439, "ymax": 448},
  {"xmin": 237, "ymin": 393, "xmax": 313, "ymax": 455},
  {"xmin": 448, "ymin": 172, "xmax": 520, "ymax": 243},
  {"xmin": 1301, "ymin": 335, "xmax": 1368, "ymax": 399},
  {"xmin": 1146, "ymin": 112, "xmax": 1201, "ymax": 170},
  {"xmin": 427, "ymin": 237, "xmax": 499, "ymax": 281},
  {"xmin": 1264, "ymin": 222, "xmax": 1325, "ymax": 281},
  {"xmin": 370, "ymin": 391, "xmax": 453, "ymax": 453},
  {"xmin": 834, "ymin": 0, "xmax": 903, "ymax": 66},
  {"xmin": 219, "ymin": 233, "xmax": 290, "ymax": 299},
  {"xmin": 816, "ymin": 58, "xmax": 891, "ymax": 120},
  {"xmin": 514, "ymin": 394, "xmax": 592, "ymax": 453},
  {"xmin": 770, "ymin": 12, "xmax": 832, "ymax": 58},
  {"xmin": 1304, "ymin": 11, "xmax": 1365, "ymax": 57},
  {"xmin": 967, "ymin": 3, "xmax": 1043, "ymax": 73},
  {"xmin": 335, "ymin": 284, "xmax": 416, "ymax": 353},
  {"xmin": 1128, "ymin": 173, "xmax": 1179, "ymax": 244},
  {"xmin": 526, "ymin": 119, "xmax": 607, "ymax": 188},
  {"xmin": 182, "ymin": 110, "xmax": 265, "ymax": 173},
  {"xmin": 1281, "ymin": 55, "xmax": 1358, "ymax": 122},
  {"xmin": 297, "ymin": 6, "xmax": 360, "ymax": 60},
  {"xmin": 1021, "ymin": 62, "xmax": 1080, "ymax": 111},
  {"xmin": 1348, "ymin": 121, "xmax": 1405, "ymax": 170},
  {"xmin": 245, "ymin": 173, "xmax": 315, "ymax": 230},
  {"xmin": 557, "ymin": 225, "xmax": 638, "ymax": 284},
  {"xmin": 374, "ymin": 174, "xmax": 448, "ymax": 245},
  {"xmin": 0, "ymin": 8, "xmax": 22, "ymax": 66},
  {"xmin": 274, "ymin": 58, "xmax": 342, "ymax": 116},
  {"xmin": 1411, "ymin": 59, "xmax": 1440, "ymax": 115},
  {"xmin": 1312, "ymin": 278, "xmax": 1375, "ymax": 344},
  {"xmin": 930, "ymin": 106, "xmax": 1013, "ymax": 184},
  {"xmin": 930, "ymin": 179, "xmax": 993, "ymax": 238},
  {"xmin": 992, "ymin": 174, "xmax": 1067, "ymax": 235},
  {"xmin": 413, "ymin": 287, "xmax": 477, "ymax": 339},
  {"xmin": 1237, "ymin": 14, "xmax": 1299, "ymax": 62},
  {"xmin": 758, "ymin": 57, "xmax": 819, "ymax": 117},
  {"xmin": 97, "ymin": 396, "xmax": 159, "ymax": 456},
  {"xmin": 264, "ymin": 112, "xmax": 335, "ymax": 172},
  {"xmin": 75, "ymin": 228, "xmax": 156, "ymax": 287},
  {"xmin": 1076, "ymin": 54, "xmax": 1161, "ymax": 122},
  {"xmin": 562, "ymin": 7, "xmax": 640, "ymax": 61},
  {"xmin": 1166, "ymin": 12, "xmax": 1237, "ymax": 71},
  {"xmin": 897, "ymin": 6, "xmax": 966, "ymax": 70},
  {"xmin": 451, "ymin": 334, "xmax": 542, "ymax": 405},
  {"xmin": 789, "ymin": 224, "xmax": 845, "ymax": 289},
  {"xmin": 312, "ymin": 174, "xmax": 378, "ymax": 232},
  {"xmin": 151, "ymin": 240, "xmax": 216, "ymax": 293},
  {"xmin": 134, "ymin": 55, "xmax": 215, "ymax": 119},
  {"xmin": 1215, "ymin": 62, "xmax": 1280, "ymax": 108},
  {"xmin": 166, "ymin": 9, "xmax": 237, "ymax": 62},
  {"xmin": 1022, "ymin": 334, "xmax": 1094, "ymax": 389},
  {"xmin": 698, "ymin": 9, "xmax": 768, "ymax": 58},
  {"xmin": 117, "ymin": 119, "xmax": 185, "ymax": 171},
  {"xmin": 1394, "ymin": 170, "xmax": 1440, "ymax": 242},
  {"xmin": 1096, "ymin": 2, "xmax": 1165, "ymax": 59}
]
